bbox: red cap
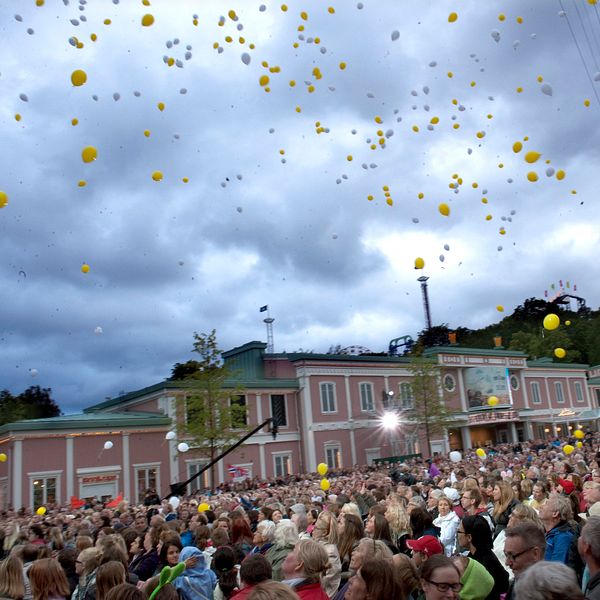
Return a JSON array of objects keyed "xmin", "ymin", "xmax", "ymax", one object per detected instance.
[
  {"xmin": 406, "ymin": 535, "xmax": 443, "ymax": 557},
  {"xmin": 558, "ymin": 478, "xmax": 575, "ymax": 495}
]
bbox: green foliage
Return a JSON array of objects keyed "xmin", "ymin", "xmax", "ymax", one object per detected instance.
[
  {"xmin": 175, "ymin": 330, "xmax": 249, "ymax": 489},
  {"xmin": 407, "ymin": 357, "xmax": 454, "ymax": 448},
  {"xmin": 0, "ymin": 386, "xmax": 62, "ymax": 426}
]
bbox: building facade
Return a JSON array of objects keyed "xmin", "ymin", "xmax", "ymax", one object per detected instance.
[{"xmin": 1, "ymin": 341, "xmax": 598, "ymax": 510}]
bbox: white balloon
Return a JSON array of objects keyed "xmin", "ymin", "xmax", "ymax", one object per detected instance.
[
  {"xmin": 391, "ymin": 30, "xmax": 400, "ymax": 41},
  {"xmin": 177, "ymin": 442, "xmax": 189, "ymax": 453},
  {"xmin": 541, "ymin": 83, "xmax": 553, "ymax": 96},
  {"xmin": 30, "ymin": 368, "xmax": 39, "ymax": 377},
  {"xmin": 491, "ymin": 30, "xmax": 500, "ymax": 43},
  {"xmin": 165, "ymin": 431, "xmax": 176, "ymax": 440},
  {"xmin": 168, "ymin": 496, "xmax": 180, "ymax": 510},
  {"xmin": 94, "ymin": 326, "xmax": 103, "ymax": 335},
  {"xmin": 104, "ymin": 441, "xmax": 114, "ymax": 450},
  {"xmin": 241, "ymin": 52, "xmax": 251, "ymax": 65},
  {"xmin": 449, "ymin": 451, "xmax": 462, "ymax": 463}
]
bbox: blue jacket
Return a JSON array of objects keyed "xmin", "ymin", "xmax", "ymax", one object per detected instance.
[
  {"xmin": 174, "ymin": 547, "xmax": 216, "ymax": 600},
  {"xmin": 545, "ymin": 521, "xmax": 574, "ymax": 564}
]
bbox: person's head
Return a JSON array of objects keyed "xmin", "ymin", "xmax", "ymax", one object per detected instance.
[
  {"xmin": 239, "ymin": 554, "xmax": 272, "ymax": 586},
  {"xmin": 507, "ymin": 503, "xmax": 545, "ymax": 531},
  {"xmin": 437, "ymin": 496, "xmax": 453, "ymax": 517},
  {"xmin": 215, "ymin": 517, "xmax": 231, "ymax": 532},
  {"xmin": 539, "ymin": 494, "xmax": 572, "ymax": 532},
  {"xmin": 578, "ymin": 515, "xmax": 600, "ymax": 569},
  {"xmin": 0, "ymin": 554, "xmax": 25, "ymax": 600},
  {"xmin": 271, "ymin": 509, "xmax": 283, "ymax": 523},
  {"xmin": 312, "ymin": 510, "xmax": 338, "ymax": 545},
  {"xmin": 583, "ymin": 482, "xmax": 600, "ymax": 509},
  {"xmin": 346, "ymin": 558, "xmax": 402, "ymax": 600},
  {"xmin": 460, "ymin": 488, "xmax": 482, "ymax": 514},
  {"xmin": 212, "ymin": 546, "xmax": 238, "ymax": 598},
  {"xmin": 211, "ymin": 526, "xmax": 230, "ymax": 548},
  {"xmin": 144, "ymin": 578, "xmax": 179, "ymax": 600},
  {"xmin": 514, "ymin": 560, "xmax": 584, "ymax": 600},
  {"xmin": 159, "ymin": 540, "xmax": 182, "ymax": 568},
  {"xmin": 96, "ymin": 561, "xmax": 126, "ymax": 600},
  {"xmin": 273, "ymin": 519, "xmax": 298, "ymax": 548},
  {"xmin": 420, "ymin": 554, "xmax": 461, "ymax": 600},
  {"xmin": 57, "ymin": 548, "xmax": 77, "ymax": 575},
  {"xmin": 406, "ymin": 535, "xmax": 443, "ymax": 568},
  {"xmin": 460, "ymin": 515, "xmax": 492, "ymax": 553},
  {"xmin": 291, "ymin": 511, "xmax": 308, "ymax": 534},
  {"xmin": 533, "ymin": 482, "xmax": 548, "ymax": 503},
  {"xmin": 337, "ymin": 514, "xmax": 364, "ymax": 557},
  {"xmin": 258, "ymin": 506, "xmax": 273, "ymax": 522},
  {"xmin": 253, "ymin": 519, "xmax": 276, "ymax": 546},
  {"xmin": 408, "ymin": 495, "xmax": 426, "ymax": 513},
  {"xmin": 76, "ymin": 535, "xmax": 93, "ymax": 553},
  {"xmin": 392, "ymin": 553, "xmax": 420, "ymax": 599},
  {"xmin": 281, "ymin": 538, "xmax": 329, "ymax": 581},
  {"xmin": 22, "ymin": 543, "xmax": 41, "ymax": 563},
  {"xmin": 410, "ymin": 507, "xmax": 435, "ymax": 538},
  {"xmin": 504, "ymin": 522, "xmax": 546, "ymax": 577},
  {"xmin": 246, "ymin": 581, "xmax": 299, "ymax": 600},
  {"xmin": 134, "ymin": 514, "xmax": 148, "ymax": 531},
  {"xmin": 105, "ymin": 583, "xmax": 146, "ymax": 600},
  {"xmin": 349, "ymin": 538, "xmax": 393, "ymax": 572},
  {"xmin": 76, "ymin": 546, "xmax": 102, "ymax": 577},
  {"xmin": 28, "ymin": 558, "xmax": 71, "ymax": 600},
  {"xmin": 492, "ymin": 481, "xmax": 514, "ymax": 510},
  {"xmin": 231, "ymin": 517, "xmax": 253, "ymax": 544}
]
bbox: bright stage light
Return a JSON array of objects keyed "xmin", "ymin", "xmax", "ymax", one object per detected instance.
[{"xmin": 381, "ymin": 412, "xmax": 399, "ymax": 429}]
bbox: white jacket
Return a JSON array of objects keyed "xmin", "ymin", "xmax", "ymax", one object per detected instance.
[{"xmin": 433, "ymin": 510, "xmax": 460, "ymax": 557}]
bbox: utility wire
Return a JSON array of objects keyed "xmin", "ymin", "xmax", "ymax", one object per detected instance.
[{"xmin": 572, "ymin": 0, "xmax": 600, "ymax": 71}]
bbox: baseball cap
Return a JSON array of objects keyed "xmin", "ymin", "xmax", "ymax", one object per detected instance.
[{"xmin": 406, "ymin": 535, "xmax": 443, "ymax": 557}]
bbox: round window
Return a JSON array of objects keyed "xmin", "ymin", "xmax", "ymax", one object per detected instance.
[
  {"xmin": 510, "ymin": 375, "xmax": 519, "ymax": 391},
  {"xmin": 443, "ymin": 374, "xmax": 456, "ymax": 392}
]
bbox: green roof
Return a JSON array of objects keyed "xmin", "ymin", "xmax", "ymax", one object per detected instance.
[
  {"xmin": 0, "ymin": 411, "xmax": 171, "ymax": 434},
  {"xmin": 527, "ymin": 359, "xmax": 589, "ymax": 369},
  {"xmin": 271, "ymin": 352, "xmax": 411, "ymax": 364},
  {"xmin": 588, "ymin": 377, "xmax": 600, "ymax": 386},
  {"xmin": 423, "ymin": 346, "xmax": 527, "ymax": 358}
]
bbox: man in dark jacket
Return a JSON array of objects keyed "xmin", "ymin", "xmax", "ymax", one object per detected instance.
[{"xmin": 579, "ymin": 516, "xmax": 600, "ymax": 600}]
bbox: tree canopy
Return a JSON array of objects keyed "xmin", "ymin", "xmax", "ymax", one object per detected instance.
[{"xmin": 0, "ymin": 386, "xmax": 62, "ymax": 426}]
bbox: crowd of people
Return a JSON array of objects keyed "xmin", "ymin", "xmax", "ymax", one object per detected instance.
[{"xmin": 1, "ymin": 434, "xmax": 600, "ymax": 600}]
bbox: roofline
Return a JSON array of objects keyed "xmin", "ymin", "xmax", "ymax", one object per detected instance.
[
  {"xmin": 272, "ymin": 353, "xmax": 411, "ymax": 364},
  {"xmin": 423, "ymin": 346, "xmax": 528, "ymax": 358}
]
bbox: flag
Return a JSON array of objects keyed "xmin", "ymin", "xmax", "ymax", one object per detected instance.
[
  {"xmin": 429, "ymin": 463, "xmax": 440, "ymax": 477},
  {"xmin": 106, "ymin": 493, "xmax": 123, "ymax": 508},
  {"xmin": 227, "ymin": 464, "xmax": 249, "ymax": 478},
  {"xmin": 70, "ymin": 496, "xmax": 85, "ymax": 509},
  {"xmin": 259, "ymin": 305, "xmax": 268, "ymax": 312}
]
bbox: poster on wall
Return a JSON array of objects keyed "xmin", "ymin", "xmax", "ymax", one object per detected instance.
[{"xmin": 464, "ymin": 367, "xmax": 510, "ymax": 409}]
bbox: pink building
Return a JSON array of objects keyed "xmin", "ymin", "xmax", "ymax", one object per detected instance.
[{"xmin": 1, "ymin": 341, "xmax": 598, "ymax": 510}]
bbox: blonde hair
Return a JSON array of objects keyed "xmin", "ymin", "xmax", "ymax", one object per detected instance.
[
  {"xmin": 510, "ymin": 503, "xmax": 544, "ymax": 532},
  {"xmin": 385, "ymin": 496, "xmax": 410, "ymax": 536},
  {"xmin": 78, "ymin": 546, "xmax": 102, "ymax": 577},
  {"xmin": 492, "ymin": 481, "xmax": 515, "ymax": 519},
  {"xmin": 339, "ymin": 502, "xmax": 361, "ymax": 520},
  {"xmin": 295, "ymin": 539, "xmax": 330, "ymax": 579},
  {"xmin": 0, "ymin": 554, "xmax": 25, "ymax": 599},
  {"xmin": 312, "ymin": 511, "xmax": 339, "ymax": 545}
]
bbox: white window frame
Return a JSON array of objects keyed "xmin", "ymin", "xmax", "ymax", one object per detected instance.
[
  {"xmin": 320, "ymin": 382, "xmax": 337, "ymax": 414},
  {"xmin": 29, "ymin": 470, "xmax": 62, "ymax": 508},
  {"xmin": 324, "ymin": 443, "xmax": 342, "ymax": 469},
  {"xmin": 186, "ymin": 460, "xmax": 210, "ymax": 492},
  {"xmin": 272, "ymin": 452, "xmax": 292, "ymax": 478},
  {"xmin": 133, "ymin": 463, "xmax": 161, "ymax": 504},
  {"xmin": 574, "ymin": 381, "xmax": 584, "ymax": 402},
  {"xmin": 530, "ymin": 382, "xmax": 541, "ymax": 404},
  {"xmin": 399, "ymin": 382, "xmax": 414, "ymax": 409},
  {"xmin": 270, "ymin": 394, "xmax": 288, "ymax": 429},
  {"xmin": 554, "ymin": 382, "xmax": 565, "ymax": 404},
  {"xmin": 359, "ymin": 382, "xmax": 375, "ymax": 412}
]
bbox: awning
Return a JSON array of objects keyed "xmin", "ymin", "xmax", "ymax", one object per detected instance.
[{"xmin": 578, "ymin": 408, "xmax": 600, "ymax": 421}]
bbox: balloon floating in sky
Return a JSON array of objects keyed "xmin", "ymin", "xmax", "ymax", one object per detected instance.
[
  {"xmin": 81, "ymin": 146, "xmax": 98, "ymax": 163},
  {"xmin": 81, "ymin": 263, "xmax": 90, "ymax": 273},
  {"xmin": 414, "ymin": 257, "xmax": 425, "ymax": 270},
  {"xmin": 554, "ymin": 348, "xmax": 566, "ymax": 359},
  {"xmin": 94, "ymin": 326, "xmax": 103, "ymax": 335},
  {"xmin": 543, "ymin": 314, "xmax": 560, "ymax": 330},
  {"xmin": 71, "ymin": 69, "xmax": 87, "ymax": 86},
  {"xmin": 448, "ymin": 12, "xmax": 458, "ymax": 23},
  {"xmin": 165, "ymin": 431, "xmax": 176, "ymax": 440},
  {"xmin": 30, "ymin": 368, "xmax": 39, "ymax": 377},
  {"xmin": 0, "ymin": 191, "xmax": 8, "ymax": 208},
  {"xmin": 496, "ymin": 305, "xmax": 504, "ymax": 312},
  {"xmin": 438, "ymin": 203, "xmax": 450, "ymax": 216},
  {"xmin": 524, "ymin": 151, "xmax": 541, "ymax": 163},
  {"xmin": 391, "ymin": 30, "xmax": 400, "ymax": 41},
  {"xmin": 541, "ymin": 83, "xmax": 553, "ymax": 96},
  {"xmin": 198, "ymin": 502, "xmax": 210, "ymax": 512},
  {"xmin": 152, "ymin": 171, "xmax": 164, "ymax": 181},
  {"xmin": 141, "ymin": 14, "xmax": 154, "ymax": 26}
]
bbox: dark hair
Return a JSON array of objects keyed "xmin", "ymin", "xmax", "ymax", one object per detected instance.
[
  {"xmin": 240, "ymin": 554, "xmax": 272, "ymax": 585},
  {"xmin": 121, "ymin": 529, "xmax": 140, "ymax": 555},
  {"xmin": 158, "ymin": 540, "xmax": 183, "ymax": 569},
  {"xmin": 464, "ymin": 488, "xmax": 482, "ymax": 506},
  {"xmin": 372, "ymin": 514, "xmax": 393, "ymax": 544},
  {"xmin": 105, "ymin": 583, "xmax": 146, "ymax": 600},
  {"xmin": 231, "ymin": 517, "xmax": 253, "ymax": 545},
  {"xmin": 410, "ymin": 508, "xmax": 434, "ymax": 539},
  {"xmin": 212, "ymin": 546, "xmax": 238, "ymax": 599},
  {"xmin": 420, "ymin": 554, "xmax": 460, "ymax": 582},
  {"xmin": 259, "ymin": 506, "xmax": 273, "ymax": 521},
  {"xmin": 462, "ymin": 515, "xmax": 493, "ymax": 552},
  {"xmin": 359, "ymin": 558, "xmax": 403, "ymax": 600},
  {"xmin": 22, "ymin": 544, "xmax": 41, "ymax": 562},
  {"xmin": 337, "ymin": 514, "xmax": 364, "ymax": 562},
  {"xmin": 30, "ymin": 525, "xmax": 44, "ymax": 540},
  {"xmin": 57, "ymin": 548, "xmax": 77, "ymax": 576},
  {"xmin": 96, "ymin": 561, "xmax": 126, "ymax": 600},
  {"xmin": 144, "ymin": 578, "xmax": 178, "ymax": 600}
]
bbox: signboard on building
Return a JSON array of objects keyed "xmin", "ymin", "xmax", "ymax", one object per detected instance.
[{"xmin": 464, "ymin": 366, "xmax": 510, "ymax": 409}]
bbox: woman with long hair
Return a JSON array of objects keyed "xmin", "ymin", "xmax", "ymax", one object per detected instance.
[
  {"xmin": 385, "ymin": 496, "xmax": 411, "ymax": 554},
  {"xmin": 28, "ymin": 558, "xmax": 71, "ymax": 600},
  {"xmin": 72, "ymin": 547, "xmax": 102, "ymax": 600},
  {"xmin": 230, "ymin": 517, "xmax": 254, "ymax": 558},
  {"xmin": 310, "ymin": 511, "xmax": 342, "ymax": 598},
  {"xmin": 336, "ymin": 513, "xmax": 364, "ymax": 580},
  {"xmin": 364, "ymin": 513, "xmax": 398, "ymax": 554},
  {"xmin": 419, "ymin": 554, "xmax": 462, "ymax": 600},
  {"xmin": 459, "ymin": 515, "xmax": 508, "ymax": 600},
  {"xmin": 491, "ymin": 481, "xmax": 519, "ymax": 538},
  {"xmin": 0, "ymin": 553, "xmax": 25, "ymax": 600},
  {"xmin": 345, "ymin": 557, "xmax": 403, "ymax": 600},
  {"xmin": 155, "ymin": 540, "xmax": 183, "ymax": 575},
  {"xmin": 95, "ymin": 562, "xmax": 126, "ymax": 600},
  {"xmin": 128, "ymin": 527, "xmax": 160, "ymax": 582},
  {"xmin": 212, "ymin": 546, "xmax": 239, "ymax": 600}
]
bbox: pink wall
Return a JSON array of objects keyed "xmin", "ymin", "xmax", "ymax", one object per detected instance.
[
  {"xmin": 310, "ymin": 376, "xmax": 348, "ymax": 421},
  {"xmin": 263, "ymin": 358, "xmax": 296, "ymax": 378}
]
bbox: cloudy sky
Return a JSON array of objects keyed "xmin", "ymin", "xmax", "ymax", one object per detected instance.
[{"xmin": 1, "ymin": 0, "xmax": 599, "ymax": 414}]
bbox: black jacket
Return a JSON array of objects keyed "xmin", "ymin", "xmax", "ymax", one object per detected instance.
[{"xmin": 470, "ymin": 548, "xmax": 509, "ymax": 600}]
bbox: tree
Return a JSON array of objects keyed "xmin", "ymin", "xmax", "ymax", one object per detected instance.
[
  {"xmin": 175, "ymin": 330, "xmax": 249, "ymax": 491},
  {"xmin": 406, "ymin": 357, "xmax": 454, "ymax": 456},
  {"xmin": 0, "ymin": 386, "xmax": 62, "ymax": 426}
]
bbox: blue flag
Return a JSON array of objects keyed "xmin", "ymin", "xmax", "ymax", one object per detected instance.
[{"xmin": 259, "ymin": 305, "xmax": 268, "ymax": 312}]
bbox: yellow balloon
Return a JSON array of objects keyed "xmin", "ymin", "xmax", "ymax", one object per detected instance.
[
  {"xmin": 36, "ymin": 506, "xmax": 47, "ymax": 515},
  {"xmin": 320, "ymin": 478, "xmax": 330, "ymax": 491},
  {"xmin": 512, "ymin": 141, "xmax": 523, "ymax": 153},
  {"xmin": 0, "ymin": 453, "xmax": 7, "ymax": 462},
  {"xmin": 81, "ymin": 263, "xmax": 90, "ymax": 273},
  {"xmin": 0, "ymin": 191, "xmax": 8, "ymax": 208},
  {"xmin": 487, "ymin": 396, "xmax": 499, "ymax": 407},
  {"xmin": 543, "ymin": 314, "xmax": 560, "ymax": 331},
  {"xmin": 317, "ymin": 462, "xmax": 328, "ymax": 476},
  {"xmin": 524, "ymin": 151, "xmax": 541, "ymax": 163},
  {"xmin": 576, "ymin": 441, "xmax": 583, "ymax": 448},
  {"xmin": 526, "ymin": 171, "xmax": 539, "ymax": 182},
  {"xmin": 563, "ymin": 444, "xmax": 575, "ymax": 455},
  {"xmin": 152, "ymin": 171, "xmax": 163, "ymax": 182},
  {"xmin": 554, "ymin": 348, "xmax": 566, "ymax": 359},
  {"xmin": 71, "ymin": 69, "xmax": 87, "ymax": 87},
  {"xmin": 438, "ymin": 203, "xmax": 450, "ymax": 217},
  {"xmin": 448, "ymin": 12, "xmax": 458, "ymax": 22},
  {"xmin": 198, "ymin": 502, "xmax": 210, "ymax": 512},
  {"xmin": 414, "ymin": 257, "xmax": 425, "ymax": 270},
  {"xmin": 565, "ymin": 320, "xmax": 571, "ymax": 326},
  {"xmin": 141, "ymin": 14, "xmax": 154, "ymax": 26},
  {"xmin": 157, "ymin": 102, "xmax": 165, "ymax": 112},
  {"xmin": 81, "ymin": 146, "xmax": 98, "ymax": 163},
  {"xmin": 496, "ymin": 305, "xmax": 504, "ymax": 312},
  {"xmin": 259, "ymin": 75, "xmax": 270, "ymax": 87},
  {"xmin": 476, "ymin": 448, "xmax": 486, "ymax": 458},
  {"xmin": 574, "ymin": 429, "xmax": 584, "ymax": 439},
  {"xmin": 556, "ymin": 170, "xmax": 566, "ymax": 181}
]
